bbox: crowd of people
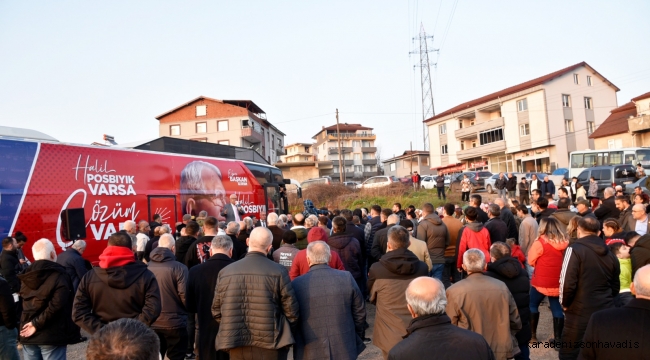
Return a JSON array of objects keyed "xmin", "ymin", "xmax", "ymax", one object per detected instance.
[{"xmin": 0, "ymin": 182, "xmax": 649, "ymax": 360}]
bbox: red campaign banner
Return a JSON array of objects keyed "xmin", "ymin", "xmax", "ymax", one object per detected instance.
[{"xmin": 12, "ymin": 143, "xmax": 267, "ymax": 262}]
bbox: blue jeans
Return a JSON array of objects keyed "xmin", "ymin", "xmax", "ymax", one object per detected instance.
[
  {"xmin": 429, "ymin": 263, "xmax": 444, "ymax": 281},
  {"xmin": 529, "ymin": 286, "xmax": 564, "ymax": 318},
  {"xmin": 498, "ymin": 188, "xmax": 507, "ymax": 199},
  {"xmin": 0, "ymin": 326, "xmax": 19, "ymax": 360},
  {"xmin": 23, "ymin": 344, "xmax": 67, "ymax": 360}
]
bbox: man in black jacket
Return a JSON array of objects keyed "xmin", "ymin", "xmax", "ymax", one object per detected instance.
[
  {"xmin": 559, "ymin": 217, "xmax": 620, "ymax": 360},
  {"xmin": 485, "ymin": 242, "xmax": 531, "ymax": 360},
  {"xmin": 470, "ymin": 195, "xmax": 489, "ymax": 224},
  {"xmin": 18, "ymin": 239, "xmax": 75, "ymax": 358},
  {"xmin": 267, "ymin": 213, "xmax": 287, "ymax": 251},
  {"xmin": 388, "ymin": 276, "xmax": 494, "ymax": 360},
  {"xmin": 594, "ymin": 187, "xmax": 620, "ymax": 225},
  {"xmin": 364, "ymin": 205, "xmax": 384, "ymax": 271},
  {"xmin": 185, "ymin": 217, "xmax": 219, "ymax": 269},
  {"xmin": 575, "ymin": 199, "xmax": 597, "ymax": 219},
  {"xmin": 186, "ymin": 235, "xmax": 234, "ymax": 360},
  {"xmin": 485, "ymin": 205, "xmax": 508, "ymax": 245},
  {"xmin": 494, "ymin": 198, "xmax": 518, "ymax": 241},
  {"xmin": 0, "ymin": 274, "xmax": 18, "ymax": 360},
  {"xmin": 149, "ymin": 234, "xmax": 189, "ymax": 360},
  {"xmin": 579, "ymin": 265, "xmax": 650, "ymax": 359},
  {"xmin": 225, "ymin": 222, "xmax": 247, "ymax": 261},
  {"xmin": 56, "ymin": 240, "xmax": 88, "ymax": 292},
  {"xmin": 371, "ymin": 214, "xmax": 398, "ymax": 262},
  {"xmin": 328, "ymin": 217, "xmax": 363, "ymax": 291},
  {"xmin": 506, "ymin": 173, "xmax": 517, "ymax": 200},
  {"xmin": 0, "ymin": 237, "xmax": 21, "ymax": 294},
  {"xmin": 73, "ymin": 232, "xmax": 161, "ymax": 335},
  {"xmin": 149, "ymin": 213, "xmax": 162, "ymax": 238},
  {"xmin": 175, "ymin": 221, "xmax": 199, "ymax": 264},
  {"xmin": 628, "ymin": 232, "xmax": 650, "ymax": 277},
  {"xmin": 616, "ymin": 195, "xmax": 634, "ymax": 231}
]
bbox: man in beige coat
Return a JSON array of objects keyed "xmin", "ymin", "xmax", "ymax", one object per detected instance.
[
  {"xmin": 446, "ymin": 249, "xmax": 522, "ymax": 360},
  {"xmin": 399, "ymin": 220, "xmax": 432, "ymax": 272}
]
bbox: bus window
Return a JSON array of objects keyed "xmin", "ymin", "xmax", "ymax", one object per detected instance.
[
  {"xmin": 636, "ymin": 149, "xmax": 650, "ymax": 169},
  {"xmin": 609, "ymin": 151, "xmax": 623, "ymax": 165},
  {"xmin": 571, "ymin": 154, "xmax": 583, "ymax": 168},
  {"xmin": 625, "ymin": 153, "xmax": 636, "ymax": 165},
  {"xmin": 577, "ymin": 170, "xmax": 589, "ymax": 182},
  {"xmin": 584, "ymin": 154, "xmax": 597, "ymax": 167}
]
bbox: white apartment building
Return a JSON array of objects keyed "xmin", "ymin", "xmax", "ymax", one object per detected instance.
[{"xmin": 426, "ymin": 62, "xmax": 619, "ymax": 174}]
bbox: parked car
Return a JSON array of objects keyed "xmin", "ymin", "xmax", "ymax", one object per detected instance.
[
  {"xmin": 356, "ymin": 175, "xmax": 400, "ymax": 189},
  {"xmin": 449, "ymin": 171, "xmax": 493, "ymax": 192},
  {"xmin": 421, "ymin": 175, "xmax": 450, "ymax": 190},
  {"xmin": 552, "ymin": 168, "xmax": 570, "ymax": 180},
  {"xmin": 302, "ymin": 176, "xmax": 332, "ymax": 190},
  {"xmin": 576, "ymin": 165, "xmax": 637, "ymax": 197},
  {"xmin": 343, "ymin": 181, "xmax": 360, "ymax": 188},
  {"xmin": 623, "ymin": 176, "xmax": 650, "ymax": 196}
]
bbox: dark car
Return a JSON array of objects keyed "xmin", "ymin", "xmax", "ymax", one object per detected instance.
[
  {"xmin": 576, "ymin": 165, "xmax": 637, "ymax": 197},
  {"xmin": 449, "ymin": 171, "xmax": 492, "ymax": 192}
]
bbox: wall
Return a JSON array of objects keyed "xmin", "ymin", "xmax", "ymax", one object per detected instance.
[
  {"xmin": 277, "ymin": 164, "xmax": 320, "ymax": 184},
  {"xmin": 593, "ymin": 133, "xmax": 635, "ymax": 149}
]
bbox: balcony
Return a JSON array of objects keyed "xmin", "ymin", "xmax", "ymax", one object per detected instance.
[
  {"xmin": 455, "ymin": 117, "xmax": 504, "ymax": 139},
  {"xmin": 328, "ymin": 147, "xmax": 353, "ymax": 155},
  {"xmin": 628, "ymin": 114, "xmax": 650, "ymax": 133},
  {"xmin": 275, "ymin": 148, "xmax": 286, "ymax": 156},
  {"xmin": 316, "ymin": 161, "xmax": 333, "ymax": 169},
  {"xmin": 456, "ymin": 141, "xmax": 506, "ymax": 160},
  {"xmin": 362, "ymin": 159, "xmax": 376, "ymax": 165},
  {"xmin": 361, "ymin": 147, "xmax": 377, "ymax": 153},
  {"xmin": 241, "ymin": 127, "xmax": 263, "ymax": 143},
  {"xmin": 332, "ymin": 160, "xmax": 354, "ymax": 166},
  {"xmin": 363, "ymin": 171, "xmax": 378, "ymax": 178}
]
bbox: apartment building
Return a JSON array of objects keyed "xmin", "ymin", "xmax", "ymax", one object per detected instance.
[
  {"xmin": 312, "ymin": 123, "xmax": 378, "ymax": 181},
  {"xmin": 156, "ymin": 96, "xmax": 285, "ymax": 164},
  {"xmin": 426, "ymin": 62, "xmax": 619, "ymax": 174},
  {"xmin": 589, "ymin": 92, "xmax": 650, "ymax": 148},
  {"xmin": 281, "ymin": 143, "xmax": 316, "ymax": 163},
  {"xmin": 383, "ymin": 151, "xmax": 432, "ymax": 178}
]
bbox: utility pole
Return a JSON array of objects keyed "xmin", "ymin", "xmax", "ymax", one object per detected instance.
[
  {"xmin": 336, "ymin": 109, "xmax": 345, "ymax": 183},
  {"xmin": 410, "ymin": 141, "xmax": 413, "ymax": 175},
  {"xmin": 410, "ymin": 24, "xmax": 438, "ymax": 151}
]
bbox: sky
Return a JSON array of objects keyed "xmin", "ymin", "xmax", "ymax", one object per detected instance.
[{"xmin": 1, "ymin": 1, "xmax": 649, "ymax": 162}]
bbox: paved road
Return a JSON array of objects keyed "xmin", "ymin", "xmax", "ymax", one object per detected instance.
[{"xmin": 32, "ymin": 299, "xmax": 558, "ymax": 360}]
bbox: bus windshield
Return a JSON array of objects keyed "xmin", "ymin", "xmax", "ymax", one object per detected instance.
[{"xmin": 637, "ymin": 149, "xmax": 650, "ymax": 169}]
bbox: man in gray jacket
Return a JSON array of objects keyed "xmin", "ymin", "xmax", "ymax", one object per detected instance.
[
  {"xmin": 148, "ymin": 234, "xmax": 189, "ymax": 360},
  {"xmin": 416, "ymin": 203, "xmax": 450, "ymax": 281},
  {"xmin": 516, "ymin": 205, "xmax": 538, "ymax": 278}
]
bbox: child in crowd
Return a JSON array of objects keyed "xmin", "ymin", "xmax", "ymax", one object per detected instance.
[
  {"xmin": 506, "ymin": 238, "xmax": 526, "ymax": 268},
  {"xmin": 606, "ymin": 239, "xmax": 633, "ymax": 307}
]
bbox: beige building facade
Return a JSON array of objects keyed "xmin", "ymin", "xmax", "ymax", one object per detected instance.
[
  {"xmin": 590, "ymin": 92, "xmax": 650, "ymax": 149},
  {"xmin": 312, "ymin": 123, "xmax": 378, "ymax": 181},
  {"xmin": 156, "ymin": 96, "xmax": 285, "ymax": 164},
  {"xmin": 382, "ymin": 151, "xmax": 432, "ymax": 178},
  {"xmin": 426, "ymin": 62, "xmax": 619, "ymax": 174}
]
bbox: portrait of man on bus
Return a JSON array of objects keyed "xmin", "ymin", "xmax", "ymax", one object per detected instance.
[{"xmin": 180, "ymin": 161, "xmax": 227, "ymax": 222}]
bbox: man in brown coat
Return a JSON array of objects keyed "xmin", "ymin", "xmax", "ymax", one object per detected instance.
[
  {"xmin": 368, "ymin": 226, "xmax": 428, "ymax": 358},
  {"xmin": 446, "ymin": 249, "xmax": 522, "ymax": 360},
  {"xmin": 441, "ymin": 203, "xmax": 462, "ymax": 287},
  {"xmin": 416, "ymin": 203, "xmax": 449, "ymax": 282}
]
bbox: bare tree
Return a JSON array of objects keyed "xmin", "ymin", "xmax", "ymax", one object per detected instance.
[{"xmin": 376, "ymin": 146, "xmax": 384, "ymax": 175}]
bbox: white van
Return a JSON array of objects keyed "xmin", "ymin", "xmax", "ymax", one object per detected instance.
[{"xmin": 301, "ymin": 177, "xmax": 332, "ymax": 190}]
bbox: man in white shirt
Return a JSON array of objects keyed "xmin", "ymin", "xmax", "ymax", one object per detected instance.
[
  {"xmin": 632, "ymin": 204, "xmax": 650, "ymax": 236},
  {"xmin": 136, "ymin": 220, "xmax": 150, "ymax": 261},
  {"xmin": 221, "ymin": 194, "xmax": 245, "ymax": 223}
]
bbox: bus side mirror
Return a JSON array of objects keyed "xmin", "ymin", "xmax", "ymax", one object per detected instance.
[{"xmin": 298, "ymin": 188, "xmax": 303, "ymax": 199}]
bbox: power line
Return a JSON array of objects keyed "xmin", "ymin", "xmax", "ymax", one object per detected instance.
[{"xmin": 438, "ymin": 0, "xmax": 459, "ymax": 55}]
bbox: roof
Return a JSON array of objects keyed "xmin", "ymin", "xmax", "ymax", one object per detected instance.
[
  {"xmin": 632, "ymin": 92, "xmax": 650, "ymax": 102},
  {"xmin": 0, "ymin": 126, "xmax": 58, "ymax": 142},
  {"xmin": 588, "ymin": 102, "xmax": 637, "ymax": 139},
  {"xmin": 284, "ymin": 142, "xmax": 314, "ymax": 148},
  {"xmin": 312, "ymin": 123, "xmax": 373, "ymax": 139},
  {"xmin": 155, "ymin": 96, "xmax": 265, "ymax": 120},
  {"xmin": 382, "ymin": 150, "xmax": 430, "ymax": 163},
  {"xmin": 426, "ymin": 61, "xmax": 619, "ymax": 123}
]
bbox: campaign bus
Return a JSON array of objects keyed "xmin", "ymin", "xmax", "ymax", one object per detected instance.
[{"xmin": 0, "ymin": 127, "xmax": 296, "ymax": 263}]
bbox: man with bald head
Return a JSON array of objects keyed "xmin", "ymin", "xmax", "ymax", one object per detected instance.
[
  {"xmin": 212, "ymin": 227, "xmax": 299, "ymax": 359},
  {"xmin": 291, "ymin": 213, "xmax": 309, "ymax": 250},
  {"xmin": 632, "ymin": 203, "xmax": 650, "ymax": 236},
  {"xmin": 595, "ymin": 187, "xmax": 620, "ymax": 225},
  {"xmin": 292, "ymin": 241, "xmax": 366, "ymax": 359},
  {"xmin": 388, "ymin": 277, "xmax": 494, "ymax": 359},
  {"xmin": 579, "ymin": 265, "xmax": 650, "ymax": 359}
]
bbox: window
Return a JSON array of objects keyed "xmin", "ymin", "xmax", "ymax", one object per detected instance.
[
  {"xmin": 459, "ymin": 120, "xmax": 463, "ymax": 129},
  {"xmin": 352, "ymin": 140, "xmax": 360, "ymax": 147},
  {"xmin": 584, "ymin": 153, "xmax": 597, "ymax": 167},
  {"xmin": 390, "ymin": 163, "xmax": 396, "ymax": 171},
  {"xmin": 470, "ymin": 120, "xmax": 475, "ymax": 126},
  {"xmin": 354, "ymin": 165, "xmax": 362, "ymax": 172},
  {"xmin": 460, "ymin": 142, "xmax": 465, "ymax": 150},
  {"xmin": 584, "ymin": 97, "xmax": 593, "ymax": 110},
  {"xmin": 354, "ymin": 153, "xmax": 361, "ymax": 160},
  {"xmin": 423, "ymin": 157, "xmax": 429, "ymax": 165},
  {"xmin": 573, "ymin": 74, "xmax": 579, "ymax": 84},
  {"xmin": 478, "ymin": 127, "xmax": 504, "ymax": 145},
  {"xmin": 271, "ymin": 135, "xmax": 275, "ymax": 149},
  {"xmin": 170, "ymin": 125, "xmax": 180, "ymax": 136},
  {"xmin": 577, "ymin": 170, "xmax": 589, "ymax": 182},
  {"xmin": 587, "ymin": 75, "xmax": 592, "ymax": 86},
  {"xmin": 439, "ymin": 123, "xmax": 447, "ymax": 134},
  {"xmin": 196, "ymin": 122, "xmax": 207, "ymax": 133},
  {"xmin": 517, "ymin": 98, "xmax": 528, "ymax": 112},
  {"xmin": 441, "ymin": 144, "xmax": 448, "ymax": 154},
  {"xmin": 565, "ymin": 119, "xmax": 574, "ymax": 133},
  {"xmin": 571, "ymin": 154, "xmax": 584, "ymax": 167},
  {"xmin": 216, "ymin": 120, "xmax": 228, "ymax": 132},
  {"xmin": 615, "ymin": 166, "xmax": 635, "ymax": 178},
  {"xmin": 218, "ymin": 140, "xmax": 229, "ymax": 145},
  {"xmin": 196, "ymin": 105, "xmax": 207, "ymax": 116},
  {"xmin": 472, "ymin": 141, "xmax": 477, "ymax": 148},
  {"xmin": 587, "ymin": 121, "xmax": 595, "ymax": 134},
  {"xmin": 519, "ymin": 124, "xmax": 530, "ymax": 136},
  {"xmin": 562, "ymin": 94, "xmax": 571, "ymax": 107}
]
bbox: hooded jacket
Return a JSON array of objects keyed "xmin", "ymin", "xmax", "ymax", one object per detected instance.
[
  {"xmin": 549, "ymin": 208, "xmax": 577, "ymax": 233},
  {"xmin": 499, "ymin": 207, "xmax": 519, "ymax": 241},
  {"xmin": 0, "ymin": 249, "xmax": 21, "ymax": 293},
  {"xmin": 560, "ymin": 235, "xmax": 620, "ymax": 313},
  {"xmin": 328, "ymin": 233, "xmax": 363, "ymax": 280},
  {"xmin": 147, "ymin": 247, "xmax": 188, "ymax": 330},
  {"xmin": 485, "ymin": 257, "xmax": 532, "ymax": 346},
  {"xmin": 631, "ymin": 234, "xmax": 650, "ymax": 277},
  {"xmin": 595, "ymin": 196, "xmax": 620, "ymax": 223},
  {"xmin": 292, "ymin": 227, "xmax": 309, "ymax": 250},
  {"xmin": 72, "ymin": 246, "xmax": 161, "ymax": 335},
  {"xmin": 416, "ymin": 213, "xmax": 450, "ymax": 264},
  {"xmin": 19, "ymin": 260, "xmax": 75, "ymax": 346},
  {"xmin": 485, "ymin": 218, "xmax": 508, "ymax": 244},
  {"xmin": 368, "ymin": 247, "xmax": 428, "ymax": 354},
  {"xmin": 55, "ymin": 248, "xmax": 87, "ymax": 292},
  {"xmin": 456, "ymin": 222, "xmax": 491, "ymax": 269},
  {"xmin": 174, "ymin": 235, "xmax": 197, "ymax": 264},
  {"xmin": 289, "ymin": 229, "xmax": 345, "ymax": 280},
  {"xmin": 364, "ymin": 216, "xmax": 384, "ymax": 268}
]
